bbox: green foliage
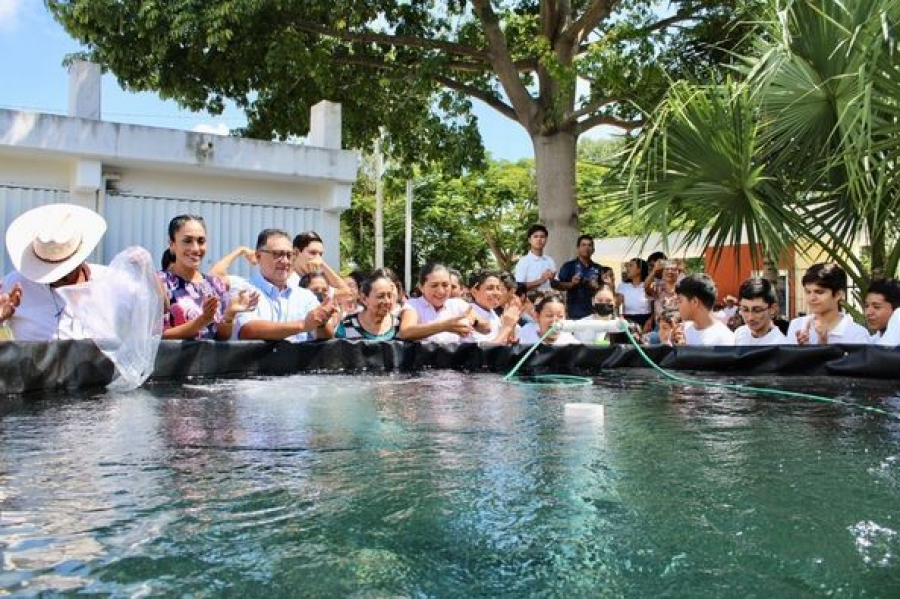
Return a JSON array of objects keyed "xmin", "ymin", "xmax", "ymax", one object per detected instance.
[
  {"xmin": 342, "ymin": 155, "xmax": 634, "ymax": 278},
  {"xmin": 622, "ymin": 0, "xmax": 900, "ymax": 293},
  {"xmin": 48, "ymin": 0, "xmax": 750, "ymax": 172},
  {"xmin": 49, "ymin": 0, "xmax": 753, "ymax": 266},
  {"xmin": 341, "ymin": 158, "xmax": 537, "ymax": 280}
]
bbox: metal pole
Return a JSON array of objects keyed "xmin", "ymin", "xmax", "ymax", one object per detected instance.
[
  {"xmin": 405, "ymin": 179, "xmax": 413, "ymax": 294},
  {"xmin": 374, "ymin": 136, "xmax": 384, "ymax": 268}
]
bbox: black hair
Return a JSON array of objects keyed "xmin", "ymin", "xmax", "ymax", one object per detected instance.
[
  {"xmin": 417, "ymin": 263, "xmax": 450, "ymax": 286},
  {"xmin": 468, "ymin": 268, "xmax": 503, "ymax": 289},
  {"xmin": 577, "ymin": 234, "xmax": 594, "ymax": 246},
  {"xmin": 867, "ymin": 278, "xmax": 900, "ymax": 310},
  {"xmin": 738, "ymin": 277, "xmax": 777, "ymax": 305},
  {"xmin": 368, "ymin": 267, "xmax": 402, "ymax": 296},
  {"xmin": 299, "ymin": 272, "xmax": 328, "ymax": 288},
  {"xmin": 659, "ymin": 309, "xmax": 682, "ymax": 324},
  {"xmin": 347, "ymin": 269, "xmax": 366, "ymax": 288},
  {"xmin": 361, "ymin": 269, "xmax": 396, "ymax": 297},
  {"xmin": 647, "ymin": 251, "xmax": 667, "ymax": 265},
  {"xmin": 255, "ymin": 228, "xmax": 291, "ymax": 250},
  {"xmin": 801, "ymin": 263, "xmax": 847, "ymax": 295},
  {"xmin": 675, "ymin": 273, "xmax": 717, "ymax": 310},
  {"xmin": 160, "ymin": 249, "xmax": 174, "ymax": 270},
  {"xmin": 535, "ymin": 292, "xmax": 566, "ymax": 315},
  {"xmin": 167, "ymin": 214, "xmax": 205, "ymax": 241},
  {"xmin": 293, "ymin": 231, "xmax": 323, "ymax": 252},
  {"xmin": 526, "ymin": 224, "xmax": 549, "ymax": 239},
  {"xmin": 499, "ymin": 272, "xmax": 517, "ymax": 291},
  {"xmin": 629, "ymin": 257, "xmax": 649, "ymax": 281}
]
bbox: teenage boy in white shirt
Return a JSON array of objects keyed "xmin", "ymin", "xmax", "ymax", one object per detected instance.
[
  {"xmin": 864, "ymin": 278, "xmax": 900, "ymax": 343},
  {"xmin": 733, "ymin": 277, "xmax": 787, "ymax": 345},
  {"xmin": 786, "ymin": 263, "xmax": 870, "ymax": 345},
  {"xmin": 672, "ymin": 273, "xmax": 735, "ymax": 346},
  {"xmin": 514, "ymin": 224, "xmax": 556, "ymax": 292}
]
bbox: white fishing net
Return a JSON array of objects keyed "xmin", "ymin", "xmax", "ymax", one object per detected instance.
[{"xmin": 58, "ymin": 246, "xmax": 164, "ymax": 391}]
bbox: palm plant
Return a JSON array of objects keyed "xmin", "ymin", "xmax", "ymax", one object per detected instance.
[
  {"xmin": 618, "ymin": 0, "xmax": 900, "ymax": 292},
  {"xmin": 617, "ymin": 77, "xmax": 798, "ymax": 270}
]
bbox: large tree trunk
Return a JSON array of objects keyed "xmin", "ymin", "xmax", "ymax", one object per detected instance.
[{"xmin": 532, "ymin": 129, "xmax": 579, "ymax": 268}]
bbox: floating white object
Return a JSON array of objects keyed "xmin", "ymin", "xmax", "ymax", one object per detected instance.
[
  {"xmin": 553, "ymin": 319, "xmax": 627, "ymax": 333},
  {"xmin": 564, "ymin": 403, "xmax": 606, "ymax": 429}
]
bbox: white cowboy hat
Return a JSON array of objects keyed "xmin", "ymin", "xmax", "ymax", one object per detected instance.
[{"xmin": 5, "ymin": 203, "xmax": 107, "ymax": 284}]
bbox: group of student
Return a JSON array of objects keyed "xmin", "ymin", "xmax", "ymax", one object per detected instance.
[
  {"xmin": 0, "ymin": 204, "xmax": 898, "ymax": 349},
  {"xmin": 502, "ymin": 223, "xmax": 900, "ymax": 347}
]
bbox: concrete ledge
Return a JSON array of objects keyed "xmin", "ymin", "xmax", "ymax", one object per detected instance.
[{"xmin": 0, "ymin": 109, "xmax": 358, "ymax": 184}]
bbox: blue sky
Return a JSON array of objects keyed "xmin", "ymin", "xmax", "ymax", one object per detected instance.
[{"xmin": 0, "ymin": 1, "xmax": 608, "ymax": 161}]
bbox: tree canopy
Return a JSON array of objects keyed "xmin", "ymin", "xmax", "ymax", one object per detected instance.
[
  {"xmin": 342, "ymin": 145, "xmax": 627, "ymax": 280},
  {"xmin": 49, "ymin": 0, "xmax": 750, "ymax": 263}
]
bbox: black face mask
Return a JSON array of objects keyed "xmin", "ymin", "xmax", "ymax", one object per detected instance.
[{"xmin": 593, "ymin": 303, "xmax": 615, "ymax": 317}]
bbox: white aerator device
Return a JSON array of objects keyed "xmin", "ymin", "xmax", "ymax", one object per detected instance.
[{"xmin": 553, "ymin": 318, "xmax": 629, "ymax": 333}]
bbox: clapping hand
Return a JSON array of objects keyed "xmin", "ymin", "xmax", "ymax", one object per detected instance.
[
  {"xmin": 445, "ymin": 315, "xmax": 474, "ymax": 336},
  {"xmin": 0, "ymin": 283, "xmax": 23, "ymax": 321},
  {"xmin": 795, "ymin": 318, "xmax": 813, "ymax": 345},
  {"xmin": 227, "ymin": 289, "xmax": 260, "ymax": 316},
  {"xmin": 197, "ymin": 295, "xmax": 220, "ymax": 327}
]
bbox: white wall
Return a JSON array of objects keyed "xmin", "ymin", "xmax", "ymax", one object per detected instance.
[{"xmin": 0, "ymin": 64, "xmax": 358, "ymax": 279}]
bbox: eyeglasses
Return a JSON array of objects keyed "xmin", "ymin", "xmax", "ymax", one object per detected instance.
[
  {"xmin": 259, "ymin": 249, "xmax": 294, "ymax": 261},
  {"xmin": 738, "ymin": 306, "xmax": 771, "ymax": 315}
]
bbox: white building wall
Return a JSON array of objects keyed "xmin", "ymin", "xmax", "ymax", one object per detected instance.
[
  {"xmin": 103, "ymin": 193, "xmax": 320, "ymax": 278},
  {"xmin": 0, "ymin": 61, "xmax": 357, "ymax": 280}
]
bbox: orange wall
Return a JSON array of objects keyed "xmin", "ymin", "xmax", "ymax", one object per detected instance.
[{"xmin": 703, "ymin": 244, "xmax": 797, "ymax": 314}]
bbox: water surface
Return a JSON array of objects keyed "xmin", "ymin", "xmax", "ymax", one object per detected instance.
[{"xmin": 1, "ymin": 371, "xmax": 899, "ymax": 596}]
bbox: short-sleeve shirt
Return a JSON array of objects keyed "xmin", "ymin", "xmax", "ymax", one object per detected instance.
[
  {"xmin": 235, "ymin": 269, "xmax": 320, "ymax": 342},
  {"xmin": 3, "ymin": 265, "xmax": 110, "ymax": 341},
  {"xmin": 734, "ymin": 324, "xmax": 787, "ymax": 345},
  {"xmin": 514, "ymin": 252, "xmax": 557, "ymax": 291},
  {"xmin": 157, "ymin": 270, "xmax": 227, "ymax": 340},
  {"xmin": 517, "ymin": 322, "xmax": 580, "ymax": 345},
  {"xmin": 785, "ymin": 313, "xmax": 871, "ymax": 345},
  {"xmin": 616, "ymin": 281, "xmax": 652, "ymax": 315},
  {"xmin": 684, "ymin": 320, "xmax": 735, "ymax": 346},
  {"xmin": 401, "ymin": 296, "xmax": 471, "ymax": 343},
  {"xmin": 876, "ymin": 307, "xmax": 900, "ymax": 346},
  {"xmin": 467, "ymin": 303, "xmax": 503, "ymax": 343},
  {"xmin": 556, "ymin": 258, "xmax": 602, "ymax": 319},
  {"xmin": 335, "ymin": 313, "xmax": 400, "ymax": 340}
]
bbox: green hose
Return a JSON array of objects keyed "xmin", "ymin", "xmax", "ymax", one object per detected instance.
[
  {"xmin": 620, "ymin": 327, "xmax": 900, "ymax": 420},
  {"xmin": 502, "ymin": 325, "xmax": 593, "ymax": 386},
  {"xmin": 502, "ymin": 320, "xmax": 900, "ymax": 420}
]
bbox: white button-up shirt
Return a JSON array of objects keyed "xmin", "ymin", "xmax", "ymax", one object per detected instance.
[
  {"xmin": 236, "ymin": 269, "xmax": 319, "ymax": 342},
  {"xmin": 3, "ymin": 265, "xmax": 109, "ymax": 341},
  {"xmin": 514, "ymin": 252, "xmax": 557, "ymax": 291}
]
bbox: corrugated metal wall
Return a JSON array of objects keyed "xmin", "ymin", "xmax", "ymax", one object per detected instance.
[
  {"xmin": 103, "ymin": 193, "xmax": 321, "ymax": 278},
  {"xmin": 1, "ymin": 185, "xmax": 71, "ymax": 277},
  {"xmin": 1, "ymin": 187, "xmax": 321, "ymax": 280}
]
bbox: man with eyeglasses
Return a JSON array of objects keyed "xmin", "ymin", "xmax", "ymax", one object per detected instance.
[
  {"xmin": 733, "ymin": 277, "xmax": 787, "ymax": 345},
  {"xmin": 236, "ymin": 229, "xmax": 337, "ymax": 341}
]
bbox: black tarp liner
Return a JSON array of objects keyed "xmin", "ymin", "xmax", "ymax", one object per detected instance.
[{"xmin": 2, "ymin": 339, "xmax": 900, "ymax": 395}]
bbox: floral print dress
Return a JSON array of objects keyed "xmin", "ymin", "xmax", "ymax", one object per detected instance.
[{"xmin": 157, "ymin": 271, "xmax": 227, "ymax": 339}]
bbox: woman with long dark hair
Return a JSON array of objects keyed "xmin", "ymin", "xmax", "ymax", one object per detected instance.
[{"xmin": 158, "ymin": 215, "xmax": 257, "ymax": 340}]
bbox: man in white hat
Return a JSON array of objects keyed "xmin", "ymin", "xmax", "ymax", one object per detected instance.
[{"xmin": 1, "ymin": 203, "xmax": 109, "ymax": 340}]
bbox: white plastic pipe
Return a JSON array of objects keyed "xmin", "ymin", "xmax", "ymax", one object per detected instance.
[{"xmin": 553, "ymin": 319, "xmax": 628, "ymax": 333}]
